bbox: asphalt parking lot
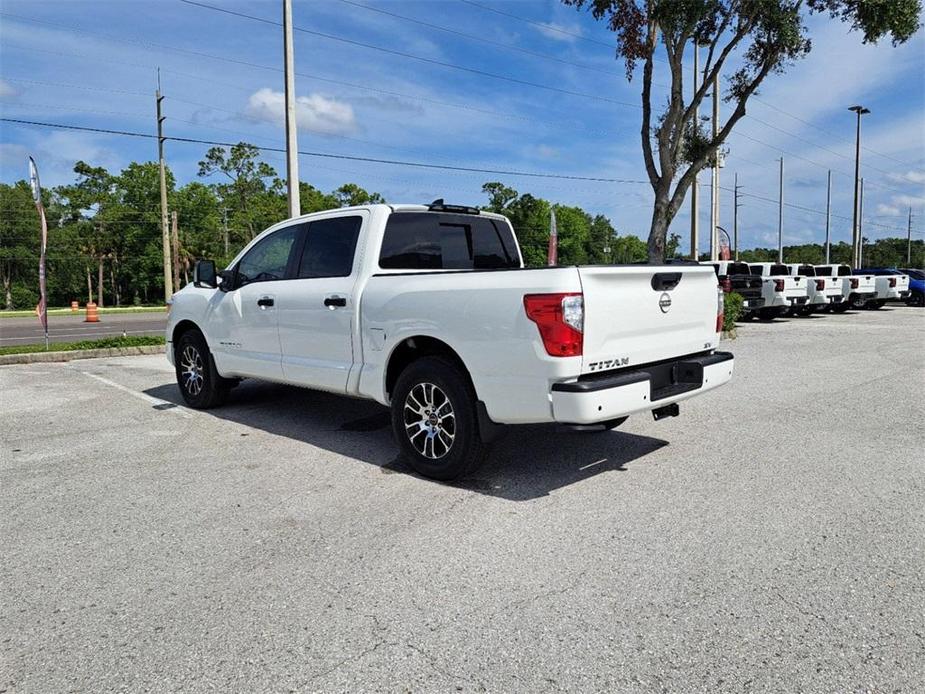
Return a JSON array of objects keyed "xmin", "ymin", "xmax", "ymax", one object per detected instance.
[{"xmin": 2, "ymin": 306, "xmax": 923, "ymax": 692}]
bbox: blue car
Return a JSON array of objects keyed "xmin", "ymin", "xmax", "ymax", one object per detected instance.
[{"xmin": 900, "ymin": 268, "xmax": 925, "ymax": 307}]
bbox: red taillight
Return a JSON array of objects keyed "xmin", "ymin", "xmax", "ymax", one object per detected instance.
[
  {"xmin": 523, "ymin": 293, "xmax": 583, "ymax": 357},
  {"xmin": 721, "ymin": 277, "xmax": 732, "ymax": 293},
  {"xmin": 716, "ymin": 286, "xmax": 724, "ymax": 333},
  {"xmin": 815, "ymin": 279, "xmax": 825, "ymax": 291},
  {"xmin": 774, "ymin": 279, "xmax": 785, "ymax": 292},
  {"xmin": 850, "ymin": 278, "xmax": 859, "ymax": 289},
  {"xmin": 889, "ymin": 277, "xmax": 896, "ymax": 288}
]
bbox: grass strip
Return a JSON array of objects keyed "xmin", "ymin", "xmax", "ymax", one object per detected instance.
[{"xmin": 0, "ymin": 335, "xmax": 165, "ymax": 356}]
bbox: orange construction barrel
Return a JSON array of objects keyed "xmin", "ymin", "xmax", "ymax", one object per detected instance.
[
  {"xmin": 85, "ymin": 302, "xmax": 100, "ymax": 323},
  {"xmin": 71, "ymin": 300, "xmax": 79, "ymax": 311}
]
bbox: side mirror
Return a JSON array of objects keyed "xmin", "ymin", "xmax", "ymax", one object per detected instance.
[{"xmin": 194, "ymin": 260, "xmax": 217, "ymax": 288}]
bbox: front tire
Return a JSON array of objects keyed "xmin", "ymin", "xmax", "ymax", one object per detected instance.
[
  {"xmin": 175, "ymin": 330, "xmax": 230, "ymax": 409},
  {"xmin": 390, "ymin": 356, "xmax": 488, "ymax": 481}
]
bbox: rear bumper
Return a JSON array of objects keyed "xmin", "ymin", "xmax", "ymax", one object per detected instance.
[
  {"xmin": 550, "ymin": 352, "xmax": 734, "ymax": 425},
  {"xmin": 743, "ymin": 297, "xmax": 765, "ymax": 309}
]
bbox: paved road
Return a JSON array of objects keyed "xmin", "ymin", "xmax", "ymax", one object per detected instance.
[
  {"xmin": 1, "ymin": 306, "xmax": 923, "ymax": 692},
  {"xmin": 0, "ymin": 312, "xmax": 167, "ymax": 346}
]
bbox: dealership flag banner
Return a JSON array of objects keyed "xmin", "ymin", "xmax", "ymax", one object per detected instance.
[
  {"xmin": 29, "ymin": 156, "xmax": 49, "ymax": 350},
  {"xmin": 547, "ymin": 208, "xmax": 558, "ymax": 266}
]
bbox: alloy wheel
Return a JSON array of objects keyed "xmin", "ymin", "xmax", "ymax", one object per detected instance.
[
  {"xmin": 403, "ymin": 382, "xmax": 456, "ymax": 459},
  {"xmin": 180, "ymin": 345, "xmax": 205, "ymax": 397}
]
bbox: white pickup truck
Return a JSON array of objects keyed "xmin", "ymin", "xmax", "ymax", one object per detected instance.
[
  {"xmin": 747, "ymin": 263, "xmax": 808, "ymax": 320},
  {"xmin": 814, "ymin": 264, "xmax": 876, "ymax": 312},
  {"xmin": 857, "ymin": 268, "xmax": 911, "ymax": 309},
  {"xmin": 784, "ymin": 263, "xmax": 842, "ymax": 314},
  {"xmin": 166, "ymin": 201, "xmax": 733, "ymax": 480}
]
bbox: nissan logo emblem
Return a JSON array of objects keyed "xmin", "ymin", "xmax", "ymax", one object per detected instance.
[{"xmin": 659, "ymin": 292, "xmax": 672, "ymax": 313}]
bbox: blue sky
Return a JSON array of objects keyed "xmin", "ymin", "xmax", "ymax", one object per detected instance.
[{"xmin": 1, "ymin": 0, "xmax": 923, "ymax": 252}]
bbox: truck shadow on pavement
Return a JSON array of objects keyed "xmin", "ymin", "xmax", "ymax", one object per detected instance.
[{"xmin": 145, "ymin": 379, "xmax": 668, "ymax": 501}]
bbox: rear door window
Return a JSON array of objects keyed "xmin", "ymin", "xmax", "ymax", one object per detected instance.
[
  {"xmin": 297, "ymin": 216, "xmax": 362, "ymax": 279},
  {"xmin": 379, "ymin": 212, "xmax": 519, "ymax": 270}
]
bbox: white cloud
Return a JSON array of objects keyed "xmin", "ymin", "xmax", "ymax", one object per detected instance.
[
  {"xmin": 534, "ymin": 21, "xmax": 583, "ymax": 43},
  {"xmin": 877, "ymin": 203, "xmax": 901, "ymax": 216},
  {"xmin": 0, "ymin": 79, "xmax": 17, "ymax": 98},
  {"xmin": 888, "ymin": 170, "xmax": 925, "ymax": 185},
  {"xmin": 245, "ymin": 88, "xmax": 357, "ymax": 136},
  {"xmin": 0, "ymin": 143, "xmax": 30, "ymax": 172}
]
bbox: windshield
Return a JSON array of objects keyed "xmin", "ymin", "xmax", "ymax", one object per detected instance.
[
  {"xmin": 727, "ymin": 262, "xmax": 751, "ymax": 275},
  {"xmin": 816, "ymin": 266, "xmax": 833, "ymax": 275},
  {"xmin": 903, "ymin": 269, "xmax": 925, "ymax": 280},
  {"xmin": 798, "ymin": 265, "xmax": 816, "ymax": 277},
  {"xmin": 770, "ymin": 264, "xmax": 789, "ymax": 276},
  {"xmin": 837, "ymin": 266, "xmax": 851, "ymax": 277}
]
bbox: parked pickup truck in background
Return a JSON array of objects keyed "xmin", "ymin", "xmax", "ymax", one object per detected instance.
[
  {"xmin": 748, "ymin": 263, "xmax": 808, "ymax": 320},
  {"xmin": 899, "ymin": 268, "xmax": 924, "ymax": 307},
  {"xmin": 854, "ymin": 268, "xmax": 911, "ymax": 309},
  {"xmin": 166, "ymin": 201, "xmax": 734, "ymax": 480},
  {"xmin": 703, "ymin": 261, "xmax": 765, "ymax": 318},
  {"xmin": 784, "ymin": 264, "xmax": 842, "ymax": 315},
  {"xmin": 815, "ymin": 265, "xmax": 876, "ymax": 312}
]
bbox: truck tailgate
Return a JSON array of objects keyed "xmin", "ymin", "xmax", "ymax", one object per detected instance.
[{"xmin": 577, "ymin": 265, "xmax": 718, "ymax": 375}]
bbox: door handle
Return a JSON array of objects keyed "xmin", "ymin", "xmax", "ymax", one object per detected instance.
[
  {"xmin": 257, "ymin": 296, "xmax": 275, "ymax": 308},
  {"xmin": 324, "ymin": 295, "xmax": 347, "ymax": 308}
]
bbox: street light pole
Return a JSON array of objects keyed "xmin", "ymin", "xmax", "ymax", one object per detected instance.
[
  {"xmin": 690, "ymin": 43, "xmax": 699, "ymax": 261},
  {"xmin": 849, "ymin": 105, "xmax": 870, "ymax": 269},
  {"xmin": 824, "ymin": 170, "xmax": 832, "ymax": 264}
]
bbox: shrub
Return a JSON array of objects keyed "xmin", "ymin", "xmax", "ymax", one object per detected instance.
[
  {"xmin": 723, "ymin": 292, "xmax": 744, "ymax": 332},
  {"xmin": 10, "ymin": 285, "xmax": 38, "ymax": 311}
]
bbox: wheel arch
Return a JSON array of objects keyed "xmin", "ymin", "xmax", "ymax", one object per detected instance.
[
  {"xmin": 384, "ymin": 335, "xmax": 476, "ymax": 401},
  {"xmin": 172, "ymin": 319, "xmax": 205, "ymax": 354}
]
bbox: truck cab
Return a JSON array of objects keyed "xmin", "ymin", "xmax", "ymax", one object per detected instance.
[{"xmin": 747, "ymin": 263, "xmax": 808, "ymax": 320}]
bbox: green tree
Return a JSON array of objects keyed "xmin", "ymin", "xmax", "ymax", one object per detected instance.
[
  {"xmin": 198, "ymin": 142, "xmax": 285, "ymax": 242},
  {"xmin": 563, "ymin": 0, "xmax": 920, "ymax": 262},
  {"xmin": 299, "ymin": 183, "xmax": 339, "ymax": 214},
  {"xmin": 0, "ymin": 182, "xmax": 39, "ymax": 310},
  {"xmin": 332, "ymin": 183, "xmax": 385, "ymax": 207}
]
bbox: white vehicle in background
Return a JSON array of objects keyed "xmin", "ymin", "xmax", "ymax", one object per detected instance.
[
  {"xmin": 814, "ymin": 264, "xmax": 876, "ymax": 312},
  {"xmin": 784, "ymin": 263, "xmax": 843, "ymax": 315},
  {"xmin": 856, "ymin": 268, "xmax": 911, "ymax": 309},
  {"xmin": 166, "ymin": 200, "xmax": 734, "ymax": 480},
  {"xmin": 747, "ymin": 263, "xmax": 808, "ymax": 320}
]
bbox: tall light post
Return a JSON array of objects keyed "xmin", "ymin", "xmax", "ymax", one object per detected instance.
[{"xmin": 849, "ymin": 105, "xmax": 870, "ymax": 269}]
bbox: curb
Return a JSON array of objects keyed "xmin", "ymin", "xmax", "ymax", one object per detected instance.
[{"xmin": 0, "ymin": 345, "xmax": 165, "ymax": 366}]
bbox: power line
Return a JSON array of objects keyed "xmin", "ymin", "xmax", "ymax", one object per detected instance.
[
  {"xmin": 459, "ymin": 0, "xmax": 614, "ymax": 48},
  {"xmin": 177, "ymin": 0, "xmax": 639, "ymax": 108},
  {"xmin": 336, "ymin": 0, "xmax": 623, "ymax": 78},
  {"xmin": 0, "ymin": 117, "xmax": 650, "ymax": 184}
]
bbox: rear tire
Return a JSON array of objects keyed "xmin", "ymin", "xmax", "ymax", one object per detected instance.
[
  {"xmin": 832, "ymin": 302, "xmax": 850, "ymax": 313},
  {"xmin": 758, "ymin": 308, "xmax": 777, "ymax": 321},
  {"xmin": 907, "ymin": 291, "xmax": 925, "ymax": 307},
  {"xmin": 175, "ymin": 329, "xmax": 230, "ymax": 409},
  {"xmin": 849, "ymin": 294, "xmax": 869, "ymax": 310},
  {"xmin": 390, "ymin": 356, "xmax": 488, "ymax": 481}
]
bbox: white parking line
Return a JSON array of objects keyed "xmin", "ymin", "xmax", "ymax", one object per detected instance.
[{"xmin": 76, "ymin": 370, "xmax": 194, "ymax": 418}]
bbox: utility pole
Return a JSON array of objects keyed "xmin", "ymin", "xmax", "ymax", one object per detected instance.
[
  {"xmin": 171, "ymin": 210, "xmax": 180, "ymax": 291},
  {"xmin": 849, "ymin": 105, "xmax": 870, "ymax": 269},
  {"xmin": 824, "ymin": 170, "xmax": 832, "ymax": 264},
  {"xmin": 690, "ymin": 42, "xmax": 699, "ymax": 261},
  {"xmin": 907, "ymin": 208, "xmax": 913, "ymax": 265},
  {"xmin": 221, "ymin": 208, "xmax": 230, "ymax": 257},
  {"xmin": 283, "ymin": 0, "xmax": 300, "ymax": 218},
  {"xmin": 710, "ymin": 72, "xmax": 720, "ymax": 262},
  {"xmin": 156, "ymin": 71, "xmax": 173, "ymax": 301},
  {"xmin": 858, "ymin": 178, "xmax": 865, "ymax": 267},
  {"xmin": 777, "ymin": 157, "xmax": 784, "ymax": 264},
  {"xmin": 733, "ymin": 173, "xmax": 740, "ymax": 261}
]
